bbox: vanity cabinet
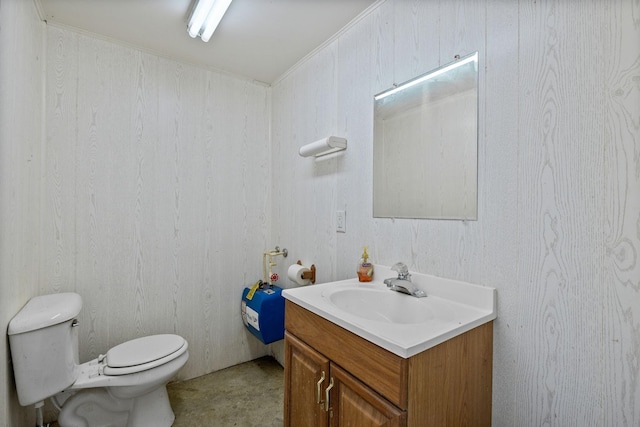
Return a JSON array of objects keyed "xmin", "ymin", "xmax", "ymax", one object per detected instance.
[
  {"xmin": 284, "ymin": 300, "xmax": 493, "ymax": 427},
  {"xmin": 285, "ymin": 331, "xmax": 405, "ymax": 427}
]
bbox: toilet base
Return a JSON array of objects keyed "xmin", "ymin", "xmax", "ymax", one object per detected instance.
[
  {"xmin": 56, "ymin": 386, "xmax": 175, "ymax": 427},
  {"xmin": 128, "ymin": 386, "xmax": 175, "ymax": 427}
]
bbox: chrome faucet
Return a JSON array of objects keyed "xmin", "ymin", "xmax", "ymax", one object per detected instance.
[{"xmin": 383, "ymin": 262, "xmax": 426, "ymax": 298}]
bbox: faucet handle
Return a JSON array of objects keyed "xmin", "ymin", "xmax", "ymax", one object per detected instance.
[{"xmin": 391, "ymin": 262, "xmax": 411, "ymax": 280}]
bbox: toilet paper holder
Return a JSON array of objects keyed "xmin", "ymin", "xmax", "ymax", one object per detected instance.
[{"xmin": 296, "ymin": 260, "xmax": 316, "ymax": 284}]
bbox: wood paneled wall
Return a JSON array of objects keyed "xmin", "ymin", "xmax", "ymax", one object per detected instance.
[
  {"xmin": 43, "ymin": 26, "xmax": 272, "ymax": 381},
  {"xmin": 0, "ymin": 0, "xmax": 44, "ymax": 425},
  {"xmin": 271, "ymin": 0, "xmax": 640, "ymax": 425}
]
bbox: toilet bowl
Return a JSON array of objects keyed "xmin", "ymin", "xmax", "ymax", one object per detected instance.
[
  {"xmin": 8, "ymin": 293, "xmax": 189, "ymax": 427},
  {"xmin": 55, "ymin": 335, "xmax": 188, "ymax": 427}
]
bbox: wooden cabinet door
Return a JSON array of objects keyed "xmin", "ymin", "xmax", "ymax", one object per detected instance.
[
  {"xmin": 329, "ymin": 364, "xmax": 406, "ymax": 427},
  {"xmin": 284, "ymin": 332, "xmax": 330, "ymax": 427}
]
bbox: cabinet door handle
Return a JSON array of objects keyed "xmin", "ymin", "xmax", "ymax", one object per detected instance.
[
  {"xmin": 316, "ymin": 371, "xmax": 326, "ymax": 404},
  {"xmin": 324, "ymin": 377, "xmax": 334, "ymax": 413}
]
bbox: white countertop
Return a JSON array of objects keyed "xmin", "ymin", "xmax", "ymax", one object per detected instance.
[{"xmin": 282, "ymin": 265, "xmax": 496, "ymax": 358}]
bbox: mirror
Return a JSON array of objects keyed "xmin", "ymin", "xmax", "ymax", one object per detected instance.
[{"xmin": 373, "ymin": 52, "xmax": 478, "ymax": 220}]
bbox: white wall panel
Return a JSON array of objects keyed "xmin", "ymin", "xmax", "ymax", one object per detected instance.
[
  {"xmin": 43, "ymin": 27, "xmax": 78, "ymax": 296},
  {"xmin": 0, "ymin": 0, "xmax": 44, "ymax": 425},
  {"xmin": 271, "ymin": 0, "xmax": 640, "ymax": 425},
  {"xmin": 515, "ymin": 0, "xmax": 606, "ymax": 423},
  {"xmin": 271, "ymin": 40, "xmax": 341, "ymax": 286},
  {"xmin": 603, "ymin": 0, "xmax": 640, "ymax": 424},
  {"xmin": 42, "ymin": 26, "xmax": 271, "ymax": 381},
  {"xmin": 483, "ymin": 2, "xmax": 520, "ymax": 425},
  {"xmin": 335, "ymin": 10, "xmax": 375, "ymax": 282}
]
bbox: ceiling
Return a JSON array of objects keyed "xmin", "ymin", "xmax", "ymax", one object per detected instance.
[{"xmin": 38, "ymin": 0, "xmax": 378, "ymax": 84}]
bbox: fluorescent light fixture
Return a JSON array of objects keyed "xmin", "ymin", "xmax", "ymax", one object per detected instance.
[
  {"xmin": 188, "ymin": 0, "xmax": 233, "ymax": 42},
  {"xmin": 374, "ymin": 52, "xmax": 478, "ymax": 101},
  {"xmin": 299, "ymin": 137, "xmax": 347, "ymax": 158}
]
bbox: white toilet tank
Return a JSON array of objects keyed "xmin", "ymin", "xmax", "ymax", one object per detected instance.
[{"xmin": 8, "ymin": 292, "xmax": 82, "ymax": 406}]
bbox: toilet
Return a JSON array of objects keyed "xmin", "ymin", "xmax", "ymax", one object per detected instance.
[{"xmin": 8, "ymin": 292, "xmax": 189, "ymax": 427}]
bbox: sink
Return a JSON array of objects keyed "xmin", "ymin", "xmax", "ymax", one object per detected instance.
[
  {"xmin": 282, "ymin": 264, "xmax": 496, "ymax": 358},
  {"xmin": 327, "ymin": 287, "xmax": 435, "ymax": 324}
]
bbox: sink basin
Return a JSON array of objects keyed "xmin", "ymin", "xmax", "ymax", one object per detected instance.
[
  {"xmin": 282, "ymin": 264, "xmax": 496, "ymax": 358},
  {"xmin": 327, "ymin": 287, "xmax": 435, "ymax": 324}
]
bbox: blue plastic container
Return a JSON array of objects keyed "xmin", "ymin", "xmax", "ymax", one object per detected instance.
[{"xmin": 241, "ymin": 285, "xmax": 285, "ymax": 344}]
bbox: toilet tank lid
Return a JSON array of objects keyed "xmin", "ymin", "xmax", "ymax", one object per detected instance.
[{"xmin": 8, "ymin": 292, "xmax": 82, "ymax": 335}]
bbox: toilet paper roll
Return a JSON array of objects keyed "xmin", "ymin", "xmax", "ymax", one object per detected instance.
[{"xmin": 288, "ymin": 264, "xmax": 311, "ymax": 286}]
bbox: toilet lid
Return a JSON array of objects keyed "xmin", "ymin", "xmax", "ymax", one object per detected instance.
[{"xmin": 106, "ymin": 334, "xmax": 185, "ymax": 368}]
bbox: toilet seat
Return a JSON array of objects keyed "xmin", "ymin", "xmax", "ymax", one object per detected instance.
[{"xmin": 102, "ymin": 334, "xmax": 187, "ymax": 376}]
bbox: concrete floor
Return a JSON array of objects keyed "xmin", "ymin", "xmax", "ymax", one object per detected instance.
[{"xmin": 168, "ymin": 356, "xmax": 284, "ymax": 427}]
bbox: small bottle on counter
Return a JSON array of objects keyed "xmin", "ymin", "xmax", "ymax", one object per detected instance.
[{"xmin": 357, "ymin": 246, "xmax": 374, "ymax": 282}]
